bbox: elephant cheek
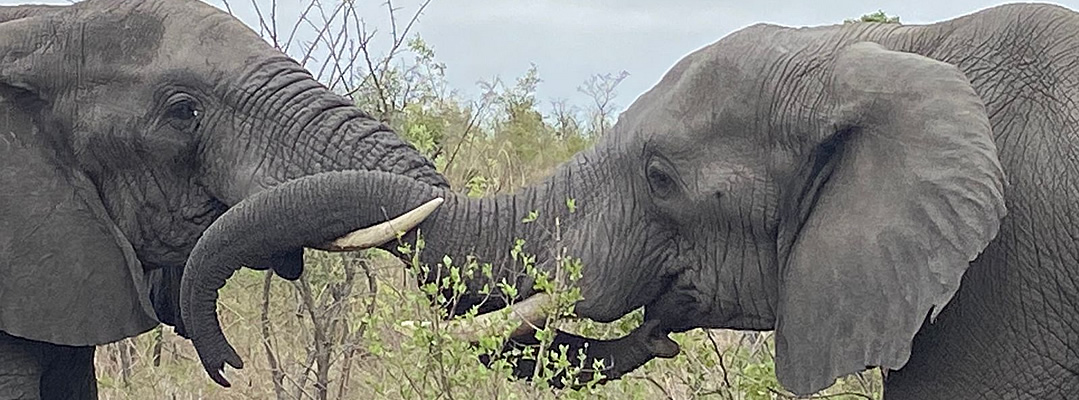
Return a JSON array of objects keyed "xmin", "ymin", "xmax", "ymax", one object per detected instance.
[
  {"xmin": 559, "ymin": 235, "xmax": 628, "ymax": 322},
  {"xmin": 569, "ymin": 229, "xmax": 679, "ymax": 323}
]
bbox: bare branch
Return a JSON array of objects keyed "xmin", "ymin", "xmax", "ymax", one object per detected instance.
[
  {"xmin": 283, "ymin": 1, "xmax": 320, "ymax": 54},
  {"xmin": 260, "ymin": 272, "xmax": 287, "ymax": 400},
  {"xmin": 298, "ymin": 1, "xmax": 346, "ymax": 68},
  {"xmin": 270, "ymin": 0, "xmax": 279, "ymax": 48},
  {"xmin": 220, "ymin": 0, "xmax": 234, "ymax": 15},
  {"xmin": 705, "ymin": 330, "xmax": 736, "ymax": 400},
  {"xmin": 248, "ymin": 0, "xmax": 277, "ymax": 47}
]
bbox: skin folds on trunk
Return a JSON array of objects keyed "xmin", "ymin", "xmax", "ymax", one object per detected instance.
[
  {"xmin": 206, "ymin": 61, "xmax": 451, "ymax": 206},
  {"xmin": 179, "ymin": 169, "xmax": 679, "ymax": 387},
  {"xmin": 179, "ymin": 170, "xmax": 445, "ymax": 386}
]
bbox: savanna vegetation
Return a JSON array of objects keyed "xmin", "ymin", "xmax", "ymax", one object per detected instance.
[{"xmin": 93, "ymin": 3, "xmax": 899, "ymax": 399}]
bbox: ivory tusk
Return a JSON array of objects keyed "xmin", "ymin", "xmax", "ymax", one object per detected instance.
[
  {"xmin": 401, "ymin": 292, "xmax": 555, "ymax": 342},
  {"xmin": 327, "ymin": 197, "xmax": 445, "ymax": 251}
]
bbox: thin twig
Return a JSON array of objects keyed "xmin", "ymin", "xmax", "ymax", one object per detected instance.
[
  {"xmin": 705, "ymin": 330, "xmax": 734, "ymax": 398},
  {"xmin": 260, "ymin": 272, "xmax": 287, "ymax": 400},
  {"xmin": 283, "ymin": 1, "xmax": 320, "ymax": 54},
  {"xmin": 441, "ymin": 98, "xmax": 495, "ymax": 176},
  {"xmin": 298, "ymin": 1, "xmax": 346, "ymax": 69},
  {"xmin": 336, "ymin": 256, "xmax": 375, "ymax": 400},
  {"xmin": 270, "ymin": 0, "xmax": 279, "ymax": 48},
  {"xmin": 294, "ymin": 276, "xmax": 332, "ymax": 400},
  {"xmin": 248, "ymin": 0, "xmax": 275, "ymax": 45}
]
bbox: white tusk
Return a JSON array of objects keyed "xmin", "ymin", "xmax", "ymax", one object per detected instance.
[
  {"xmin": 327, "ymin": 197, "xmax": 444, "ymax": 251},
  {"xmin": 401, "ymin": 292, "xmax": 555, "ymax": 342},
  {"xmin": 497, "ymin": 292, "xmax": 554, "ymax": 338}
]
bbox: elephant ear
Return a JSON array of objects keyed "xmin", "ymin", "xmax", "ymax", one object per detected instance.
[
  {"xmin": 0, "ymin": 6, "xmax": 64, "ymax": 90},
  {"xmin": 774, "ymin": 42, "xmax": 1006, "ymax": 395},
  {"xmin": 0, "ymin": 6, "xmax": 159, "ymax": 346}
]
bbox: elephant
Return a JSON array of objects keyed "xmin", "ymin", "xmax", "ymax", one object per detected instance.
[
  {"xmin": 0, "ymin": 0, "xmax": 455, "ymax": 398},
  {"xmin": 178, "ymin": 2, "xmax": 1079, "ymax": 399}
]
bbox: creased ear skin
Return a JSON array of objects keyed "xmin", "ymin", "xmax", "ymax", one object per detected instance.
[
  {"xmin": 0, "ymin": 6, "xmax": 63, "ymax": 92},
  {"xmin": 0, "ymin": 6, "xmax": 159, "ymax": 346},
  {"xmin": 774, "ymin": 42, "xmax": 1007, "ymax": 395},
  {"xmin": 0, "ymin": 102, "xmax": 159, "ymax": 346}
]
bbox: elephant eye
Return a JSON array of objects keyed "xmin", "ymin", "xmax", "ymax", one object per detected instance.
[
  {"xmin": 647, "ymin": 164, "xmax": 677, "ymax": 198},
  {"xmin": 164, "ymin": 94, "xmax": 201, "ymax": 131}
]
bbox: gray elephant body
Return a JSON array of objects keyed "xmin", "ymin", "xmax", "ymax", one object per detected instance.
[
  {"xmin": 0, "ymin": 332, "xmax": 95, "ymax": 400},
  {"xmin": 182, "ymin": 3, "xmax": 1079, "ymax": 399},
  {"xmin": 631, "ymin": 5, "xmax": 1079, "ymax": 398},
  {"xmin": 631, "ymin": 5, "xmax": 1079, "ymax": 397},
  {"xmin": 865, "ymin": 7, "xmax": 1079, "ymax": 397},
  {"xmin": 0, "ymin": 0, "xmax": 446, "ymax": 398}
]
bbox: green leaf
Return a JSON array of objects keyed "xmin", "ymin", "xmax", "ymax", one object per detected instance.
[{"xmin": 522, "ymin": 209, "xmax": 539, "ymax": 223}]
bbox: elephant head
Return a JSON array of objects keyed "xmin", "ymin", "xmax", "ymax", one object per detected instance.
[
  {"xmin": 179, "ymin": 10, "xmax": 1010, "ymax": 396},
  {"xmin": 0, "ymin": 0, "xmax": 445, "ymax": 350}
]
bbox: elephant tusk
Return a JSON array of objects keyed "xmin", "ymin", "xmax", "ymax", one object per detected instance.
[
  {"xmin": 326, "ymin": 197, "xmax": 445, "ymax": 251},
  {"xmin": 400, "ymin": 292, "xmax": 554, "ymax": 342}
]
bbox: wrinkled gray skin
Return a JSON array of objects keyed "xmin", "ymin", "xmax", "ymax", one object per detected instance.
[
  {"xmin": 0, "ymin": 0, "xmax": 452, "ymax": 398},
  {"xmin": 182, "ymin": 2, "xmax": 1079, "ymax": 399}
]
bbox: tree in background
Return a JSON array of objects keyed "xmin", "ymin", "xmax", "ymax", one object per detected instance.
[
  {"xmin": 845, "ymin": 10, "xmax": 901, "ymax": 24},
  {"xmin": 578, "ymin": 70, "xmax": 631, "ymax": 138}
]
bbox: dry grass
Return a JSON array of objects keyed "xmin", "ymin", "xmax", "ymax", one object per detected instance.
[{"xmin": 95, "ymin": 251, "xmax": 881, "ymax": 400}]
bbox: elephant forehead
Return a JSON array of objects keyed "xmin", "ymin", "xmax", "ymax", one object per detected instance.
[
  {"xmin": 77, "ymin": 0, "xmax": 271, "ymax": 70},
  {"xmin": 638, "ymin": 64, "xmax": 776, "ymax": 149},
  {"xmin": 67, "ymin": 7, "xmax": 165, "ymax": 68}
]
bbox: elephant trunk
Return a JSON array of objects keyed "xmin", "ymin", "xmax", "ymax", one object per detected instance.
[
  {"xmin": 502, "ymin": 319, "xmax": 680, "ymax": 387},
  {"xmin": 182, "ymin": 146, "xmax": 678, "ymax": 387},
  {"xmin": 207, "ymin": 60, "xmax": 449, "ymax": 205},
  {"xmin": 180, "ymin": 168, "xmax": 560, "ymax": 386},
  {"xmin": 179, "ymin": 170, "xmax": 449, "ymax": 386}
]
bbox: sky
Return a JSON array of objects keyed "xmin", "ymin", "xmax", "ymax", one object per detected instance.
[{"xmin": 7, "ymin": 0, "xmax": 1079, "ymax": 115}]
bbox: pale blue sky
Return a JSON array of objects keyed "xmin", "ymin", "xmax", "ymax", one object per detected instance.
[{"xmin": 7, "ymin": 0, "xmax": 1079, "ymax": 114}]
